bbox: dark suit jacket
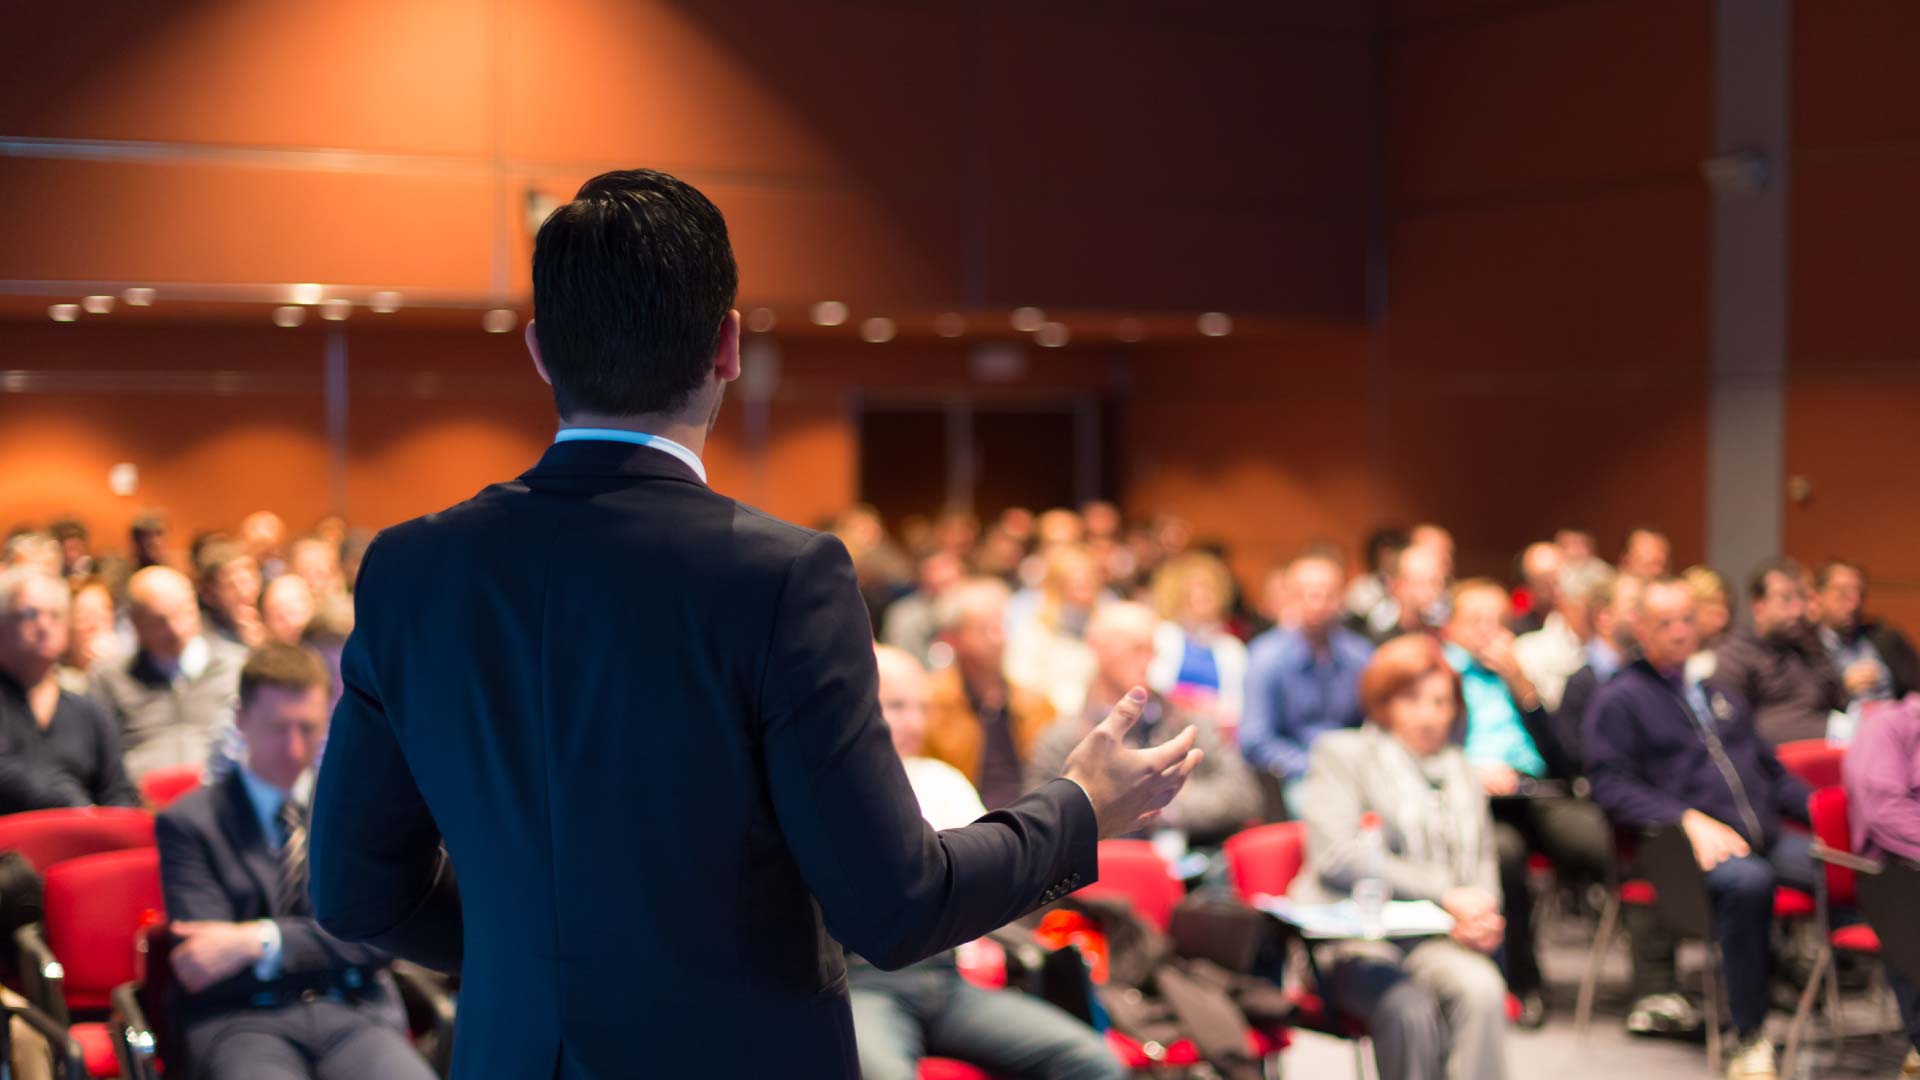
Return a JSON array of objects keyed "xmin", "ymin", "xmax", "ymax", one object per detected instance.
[
  {"xmin": 308, "ymin": 439, "xmax": 1099, "ymax": 1079},
  {"xmin": 155, "ymin": 772, "xmax": 401, "ymax": 1032}
]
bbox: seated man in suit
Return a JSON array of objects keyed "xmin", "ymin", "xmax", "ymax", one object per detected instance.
[
  {"xmin": 156, "ymin": 643, "xmax": 434, "ymax": 1080},
  {"xmin": 854, "ymin": 645, "xmax": 1123, "ymax": 1080}
]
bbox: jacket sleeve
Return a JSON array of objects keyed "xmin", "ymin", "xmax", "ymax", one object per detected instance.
[
  {"xmin": 1297, "ymin": 738, "xmax": 1454, "ymax": 903},
  {"xmin": 1582, "ymin": 689, "xmax": 1691, "ymax": 829},
  {"xmin": 1236, "ymin": 638, "xmax": 1306, "ymax": 781},
  {"xmin": 760, "ymin": 532, "xmax": 1097, "ymax": 971},
  {"xmin": 87, "ymin": 700, "xmax": 139, "ymax": 808},
  {"xmin": 1552, "ymin": 668, "xmax": 1596, "ymax": 777},
  {"xmin": 1852, "ymin": 704, "xmax": 1920, "ymax": 856},
  {"xmin": 1874, "ymin": 627, "xmax": 1920, "ymax": 701},
  {"xmin": 308, "ymin": 539, "xmax": 464, "ymax": 974}
]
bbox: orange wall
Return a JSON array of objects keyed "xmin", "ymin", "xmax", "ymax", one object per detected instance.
[{"xmin": 1785, "ymin": 2, "xmax": 1920, "ymax": 633}]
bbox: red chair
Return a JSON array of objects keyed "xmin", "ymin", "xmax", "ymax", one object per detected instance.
[
  {"xmin": 919, "ymin": 1061, "xmax": 993, "ymax": 1080},
  {"xmin": 1775, "ymin": 739, "xmax": 1846, "ymax": 791},
  {"xmin": 1782, "ymin": 786, "xmax": 1885, "ymax": 1076},
  {"xmin": 16, "ymin": 847, "xmax": 165, "ymax": 1078},
  {"xmin": 1222, "ymin": 822, "xmax": 1305, "ymax": 903},
  {"xmin": 0, "ymin": 807, "xmax": 154, "ymax": 872},
  {"xmin": 137, "ymin": 766, "xmax": 203, "ymax": 811}
]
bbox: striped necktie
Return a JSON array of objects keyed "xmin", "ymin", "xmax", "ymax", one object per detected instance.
[{"xmin": 276, "ymin": 798, "xmax": 311, "ymax": 917}]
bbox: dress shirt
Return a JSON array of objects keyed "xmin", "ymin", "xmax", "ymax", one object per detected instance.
[
  {"xmin": 554, "ymin": 427, "xmax": 707, "ymax": 483},
  {"xmin": 236, "ymin": 765, "xmax": 315, "ymax": 979},
  {"xmin": 1238, "ymin": 624, "xmax": 1373, "ymax": 781}
]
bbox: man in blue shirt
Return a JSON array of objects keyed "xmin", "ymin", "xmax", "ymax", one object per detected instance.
[
  {"xmin": 1240, "ymin": 553, "xmax": 1373, "ymax": 818},
  {"xmin": 1445, "ymin": 580, "xmax": 1611, "ymax": 1026}
]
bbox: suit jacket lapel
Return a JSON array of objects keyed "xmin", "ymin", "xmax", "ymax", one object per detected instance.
[{"xmin": 217, "ymin": 771, "xmax": 279, "ymax": 917}]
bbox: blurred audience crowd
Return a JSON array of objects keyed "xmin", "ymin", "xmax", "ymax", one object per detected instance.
[{"xmin": 4, "ymin": 499, "xmax": 1918, "ymax": 1080}]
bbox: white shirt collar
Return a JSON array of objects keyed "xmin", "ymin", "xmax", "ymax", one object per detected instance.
[{"xmin": 554, "ymin": 427, "xmax": 707, "ymax": 484}]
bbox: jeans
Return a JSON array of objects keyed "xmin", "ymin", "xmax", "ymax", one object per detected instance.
[
  {"xmin": 848, "ymin": 959, "xmax": 1123, "ymax": 1080},
  {"xmin": 1328, "ymin": 938, "xmax": 1511, "ymax": 1080},
  {"xmin": 1890, "ymin": 969, "xmax": 1920, "ymax": 1055},
  {"xmin": 1701, "ymin": 829, "xmax": 1818, "ymax": 1036}
]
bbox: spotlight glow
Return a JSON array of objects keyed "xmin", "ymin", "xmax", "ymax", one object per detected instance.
[
  {"xmin": 48, "ymin": 304, "xmax": 80, "ymax": 323},
  {"xmin": 122, "ymin": 288, "xmax": 156, "ymax": 307},
  {"xmin": 482, "ymin": 309, "xmax": 518, "ymax": 333},
  {"xmin": 272, "ymin": 306, "xmax": 306, "ymax": 328},
  {"xmin": 1010, "ymin": 307, "xmax": 1046, "ymax": 333},
  {"xmin": 811, "ymin": 301, "xmax": 849, "ymax": 327},
  {"xmin": 81, "ymin": 295, "xmax": 115, "ymax": 315},
  {"xmin": 320, "ymin": 299, "xmax": 352, "ymax": 321},
  {"xmin": 747, "ymin": 307, "xmax": 778, "ymax": 333},
  {"xmin": 369, "ymin": 291, "xmax": 403, "ymax": 314},
  {"xmin": 1198, "ymin": 312, "xmax": 1233, "ymax": 337},
  {"xmin": 1035, "ymin": 322, "xmax": 1071, "ymax": 348},
  {"xmin": 1115, "ymin": 318, "xmax": 1146, "ymax": 343},
  {"xmin": 860, "ymin": 317, "xmax": 897, "ymax": 343},
  {"xmin": 289, "ymin": 283, "xmax": 324, "ymax": 306},
  {"xmin": 933, "ymin": 313, "xmax": 967, "ymax": 338}
]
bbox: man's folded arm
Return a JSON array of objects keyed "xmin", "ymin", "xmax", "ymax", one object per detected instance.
[{"xmin": 760, "ymin": 532, "xmax": 1097, "ymax": 971}]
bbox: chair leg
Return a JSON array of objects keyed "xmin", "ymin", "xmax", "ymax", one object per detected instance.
[
  {"xmin": 1704, "ymin": 945, "xmax": 1723, "ymax": 1076},
  {"xmin": 1782, "ymin": 944, "xmax": 1831, "ymax": 1080},
  {"xmin": 1577, "ymin": 892, "xmax": 1620, "ymax": 1036},
  {"xmin": 1352, "ymin": 1036, "xmax": 1372, "ymax": 1080},
  {"xmin": 1824, "ymin": 946, "xmax": 1846, "ymax": 1053}
]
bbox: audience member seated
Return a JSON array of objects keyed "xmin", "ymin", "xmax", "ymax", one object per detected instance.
[
  {"xmin": 4, "ymin": 532, "xmax": 62, "ymax": 578},
  {"xmin": 1354, "ymin": 542, "xmax": 1449, "ymax": 647},
  {"xmin": 1617, "ymin": 527, "xmax": 1671, "ymax": 580},
  {"xmin": 239, "ymin": 510, "xmax": 290, "ymax": 581},
  {"xmin": 131, "ymin": 510, "xmax": 177, "ymax": 571},
  {"xmin": 1291, "ymin": 634, "xmax": 1511, "ymax": 1080},
  {"xmin": 1241, "ymin": 552, "xmax": 1374, "ymax": 818},
  {"xmin": 49, "ymin": 516, "xmax": 95, "ymax": 582},
  {"xmin": 1684, "ymin": 566, "xmax": 1732, "ymax": 651},
  {"xmin": 1007, "ymin": 545, "xmax": 1104, "ymax": 718},
  {"xmin": 1029, "ymin": 602, "xmax": 1259, "ymax": 846},
  {"xmin": 853, "ymin": 646, "xmax": 1124, "ymax": 1080},
  {"xmin": 1146, "ymin": 551, "xmax": 1247, "ymax": 725},
  {"xmin": 881, "ymin": 550, "xmax": 965, "ymax": 664},
  {"xmin": 1445, "ymin": 580, "xmax": 1612, "ymax": 1024},
  {"xmin": 156, "ymin": 643, "xmax": 433, "ymax": 1080},
  {"xmin": 1713, "ymin": 557, "xmax": 1847, "ymax": 747},
  {"xmin": 197, "ymin": 539, "xmax": 265, "ymax": 650},
  {"xmin": 1549, "ymin": 573, "xmax": 1643, "ymax": 774},
  {"xmin": 89, "ymin": 565, "xmax": 247, "ymax": 778},
  {"xmin": 1409, "ymin": 524, "xmax": 1456, "ymax": 581},
  {"xmin": 1814, "ymin": 558, "xmax": 1920, "ymax": 708},
  {"xmin": 1344, "ymin": 527, "xmax": 1410, "ymax": 629},
  {"xmin": 1842, "ymin": 694, "xmax": 1920, "ymax": 1077},
  {"xmin": 1508, "ymin": 541, "xmax": 1563, "ymax": 636},
  {"xmin": 261, "ymin": 574, "xmax": 315, "ymax": 647},
  {"xmin": 1585, "ymin": 577, "xmax": 1815, "ymax": 1080},
  {"xmin": 923, "ymin": 577, "xmax": 1057, "ymax": 810},
  {"xmin": 288, "ymin": 535, "xmax": 347, "ymax": 604},
  {"xmin": 58, "ymin": 580, "xmax": 119, "ymax": 695},
  {"xmin": 1515, "ymin": 559, "xmax": 1616, "ymax": 714},
  {"xmin": 0, "ymin": 568, "xmax": 137, "ymax": 813},
  {"xmin": 1556, "ymin": 529, "xmax": 1598, "ymax": 572}
]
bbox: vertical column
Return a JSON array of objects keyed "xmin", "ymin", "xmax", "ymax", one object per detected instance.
[
  {"xmin": 324, "ymin": 327, "xmax": 349, "ymax": 515},
  {"xmin": 1707, "ymin": 0, "xmax": 1790, "ymax": 581}
]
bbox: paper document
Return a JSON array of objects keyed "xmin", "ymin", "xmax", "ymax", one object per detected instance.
[{"xmin": 1252, "ymin": 896, "xmax": 1455, "ymax": 940}]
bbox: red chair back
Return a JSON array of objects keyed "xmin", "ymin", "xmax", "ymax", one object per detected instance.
[
  {"xmin": 0, "ymin": 807, "xmax": 154, "ymax": 871},
  {"xmin": 1222, "ymin": 822, "xmax": 1306, "ymax": 902},
  {"xmin": 1073, "ymin": 840, "xmax": 1183, "ymax": 932},
  {"xmin": 139, "ymin": 766, "xmax": 203, "ymax": 810},
  {"xmin": 1809, "ymin": 785, "xmax": 1857, "ymax": 907},
  {"xmin": 1776, "ymin": 740, "xmax": 1846, "ymax": 790},
  {"xmin": 42, "ymin": 847, "xmax": 165, "ymax": 1011}
]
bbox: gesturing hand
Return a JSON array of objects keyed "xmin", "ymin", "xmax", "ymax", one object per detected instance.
[{"xmin": 1062, "ymin": 687, "xmax": 1203, "ymax": 839}]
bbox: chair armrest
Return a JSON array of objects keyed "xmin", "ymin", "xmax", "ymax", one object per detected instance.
[
  {"xmin": 391, "ymin": 960, "xmax": 456, "ymax": 1077},
  {"xmin": 1811, "ymin": 841, "xmax": 1883, "ymax": 876},
  {"xmin": 109, "ymin": 982, "xmax": 160, "ymax": 1080},
  {"xmin": 3, "ymin": 995, "xmax": 90, "ymax": 1080},
  {"xmin": 13, "ymin": 924, "xmax": 68, "ymax": 1026}
]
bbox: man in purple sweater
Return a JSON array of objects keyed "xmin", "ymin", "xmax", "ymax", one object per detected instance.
[
  {"xmin": 1585, "ymin": 578, "xmax": 1813, "ymax": 1080},
  {"xmin": 1842, "ymin": 695, "xmax": 1920, "ymax": 1076}
]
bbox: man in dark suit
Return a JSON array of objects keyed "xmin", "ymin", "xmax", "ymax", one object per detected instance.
[
  {"xmin": 158, "ymin": 643, "xmax": 434, "ymax": 1080},
  {"xmin": 308, "ymin": 169, "xmax": 1199, "ymax": 1080}
]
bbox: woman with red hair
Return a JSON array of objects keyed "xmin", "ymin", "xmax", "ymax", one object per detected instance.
[{"xmin": 1289, "ymin": 634, "xmax": 1510, "ymax": 1080}]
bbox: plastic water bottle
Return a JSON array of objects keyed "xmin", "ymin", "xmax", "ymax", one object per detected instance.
[
  {"xmin": 1352, "ymin": 812, "xmax": 1388, "ymax": 940},
  {"xmin": 1827, "ymin": 704, "xmax": 1859, "ymax": 747}
]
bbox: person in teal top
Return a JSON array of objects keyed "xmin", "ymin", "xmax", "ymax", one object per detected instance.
[{"xmin": 1442, "ymin": 579, "xmax": 1611, "ymax": 1027}]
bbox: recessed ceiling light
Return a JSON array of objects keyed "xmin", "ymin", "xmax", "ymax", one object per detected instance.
[
  {"xmin": 933, "ymin": 313, "xmax": 967, "ymax": 338},
  {"xmin": 369, "ymin": 291, "xmax": 403, "ymax": 314},
  {"xmin": 1115, "ymin": 318, "xmax": 1145, "ymax": 343},
  {"xmin": 1198, "ymin": 312, "xmax": 1233, "ymax": 337},
  {"xmin": 482, "ymin": 309, "xmax": 518, "ymax": 333},
  {"xmin": 81, "ymin": 295, "xmax": 115, "ymax": 315},
  {"xmin": 811, "ymin": 301, "xmax": 849, "ymax": 327},
  {"xmin": 1011, "ymin": 306, "xmax": 1046, "ymax": 333},
  {"xmin": 48, "ymin": 304, "xmax": 79, "ymax": 323},
  {"xmin": 272, "ymin": 306, "xmax": 306, "ymax": 328},
  {"xmin": 122, "ymin": 287, "xmax": 156, "ymax": 307},
  {"xmin": 747, "ymin": 307, "xmax": 777, "ymax": 333},
  {"xmin": 288, "ymin": 283, "xmax": 324, "ymax": 305},
  {"xmin": 320, "ymin": 299, "xmax": 352, "ymax": 321},
  {"xmin": 1035, "ymin": 322, "xmax": 1070, "ymax": 348},
  {"xmin": 860, "ymin": 317, "xmax": 896, "ymax": 343}
]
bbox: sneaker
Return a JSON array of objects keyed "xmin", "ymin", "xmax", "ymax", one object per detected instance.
[
  {"xmin": 1516, "ymin": 989, "xmax": 1547, "ymax": 1030},
  {"xmin": 1902, "ymin": 1048, "xmax": 1920, "ymax": 1079},
  {"xmin": 1726, "ymin": 1032, "xmax": 1776, "ymax": 1079},
  {"xmin": 1626, "ymin": 993, "xmax": 1701, "ymax": 1037}
]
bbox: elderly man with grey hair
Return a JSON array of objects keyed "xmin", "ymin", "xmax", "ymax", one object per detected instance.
[
  {"xmin": 1028, "ymin": 601, "xmax": 1260, "ymax": 844},
  {"xmin": 1514, "ymin": 558, "xmax": 1617, "ymax": 713},
  {"xmin": 88, "ymin": 565, "xmax": 246, "ymax": 779},
  {"xmin": 0, "ymin": 568, "xmax": 138, "ymax": 812}
]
